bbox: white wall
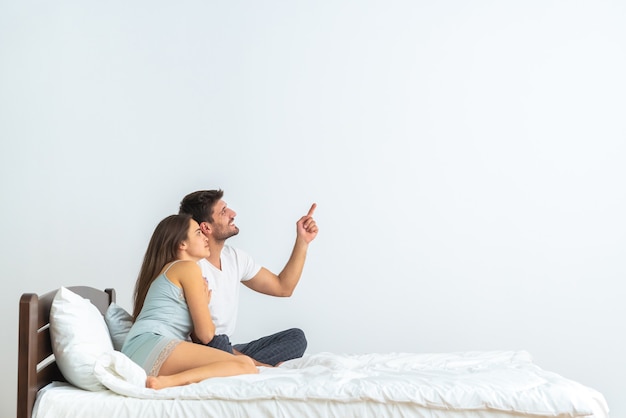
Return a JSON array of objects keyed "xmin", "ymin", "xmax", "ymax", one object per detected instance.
[{"xmin": 1, "ymin": 1, "xmax": 624, "ymax": 417}]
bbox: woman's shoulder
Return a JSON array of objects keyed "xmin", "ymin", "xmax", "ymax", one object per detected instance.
[
  {"xmin": 167, "ymin": 259, "xmax": 201, "ymax": 273},
  {"xmin": 165, "ymin": 259, "xmax": 202, "ymax": 284}
]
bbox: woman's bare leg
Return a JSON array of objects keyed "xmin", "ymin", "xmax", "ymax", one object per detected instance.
[{"xmin": 147, "ymin": 341, "xmax": 257, "ymax": 389}]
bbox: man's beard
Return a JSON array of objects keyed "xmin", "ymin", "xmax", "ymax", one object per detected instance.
[{"xmin": 213, "ymin": 224, "xmax": 240, "ymax": 241}]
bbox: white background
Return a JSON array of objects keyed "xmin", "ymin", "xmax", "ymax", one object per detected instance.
[{"xmin": 1, "ymin": 1, "xmax": 624, "ymax": 417}]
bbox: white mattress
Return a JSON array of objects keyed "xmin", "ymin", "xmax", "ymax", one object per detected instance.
[
  {"xmin": 32, "ymin": 383, "xmax": 589, "ymax": 418},
  {"xmin": 33, "ymin": 350, "xmax": 609, "ymax": 418}
]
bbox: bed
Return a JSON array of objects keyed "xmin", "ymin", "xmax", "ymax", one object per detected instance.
[{"xmin": 18, "ymin": 286, "xmax": 610, "ymax": 418}]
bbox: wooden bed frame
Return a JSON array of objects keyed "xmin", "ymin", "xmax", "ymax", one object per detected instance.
[{"xmin": 17, "ymin": 287, "xmax": 115, "ymax": 418}]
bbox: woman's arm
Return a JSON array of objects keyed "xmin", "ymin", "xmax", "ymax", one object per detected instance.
[{"xmin": 170, "ymin": 261, "xmax": 216, "ymax": 344}]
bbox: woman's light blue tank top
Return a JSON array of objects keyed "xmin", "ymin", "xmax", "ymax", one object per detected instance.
[{"xmin": 125, "ymin": 262, "xmax": 193, "ymax": 342}]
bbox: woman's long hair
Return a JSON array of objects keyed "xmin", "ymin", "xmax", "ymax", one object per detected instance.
[{"xmin": 132, "ymin": 214, "xmax": 192, "ymax": 319}]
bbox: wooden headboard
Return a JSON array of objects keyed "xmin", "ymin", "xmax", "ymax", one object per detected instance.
[{"xmin": 17, "ymin": 287, "xmax": 115, "ymax": 418}]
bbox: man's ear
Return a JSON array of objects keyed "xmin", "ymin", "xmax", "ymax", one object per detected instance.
[{"xmin": 201, "ymin": 222, "xmax": 212, "ymax": 235}]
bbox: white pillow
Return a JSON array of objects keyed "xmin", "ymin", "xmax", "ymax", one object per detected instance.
[
  {"xmin": 104, "ymin": 303, "xmax": 133, "ymax": 351},
  {"xmin": 49, "ymin": 287, "xmax": 114, "ymax": 391}
]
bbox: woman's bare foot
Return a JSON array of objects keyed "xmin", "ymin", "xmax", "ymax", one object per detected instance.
[
  {"xmin": 146, "ymin": 376, "xmax": 172, "ymax": 389},
  {"xmin": 146, "ymin": 376, "xmax": 160, "ymax": 389}
]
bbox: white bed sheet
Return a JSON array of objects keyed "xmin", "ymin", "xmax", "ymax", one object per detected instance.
[{"xmin": 33, "ymin": 350, "xmax": 609, "ymax": 418}]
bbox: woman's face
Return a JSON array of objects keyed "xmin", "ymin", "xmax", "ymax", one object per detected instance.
[{"xmin": 184, "ymin": 219, "xmax": 210, "ymax": 260}]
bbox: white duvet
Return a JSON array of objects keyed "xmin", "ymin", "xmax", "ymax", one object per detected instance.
[{"xmin": 93, "ymin": 350, "xmax": 608, "ymax": 417}]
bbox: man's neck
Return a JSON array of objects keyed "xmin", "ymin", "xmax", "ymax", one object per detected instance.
[{"xmin": 207, "ymin": 240, "xmax": 225, "ymax": 270}]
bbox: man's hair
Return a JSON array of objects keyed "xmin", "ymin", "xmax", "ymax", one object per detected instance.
[{"xmin": 179, "ymin": 189, "xmax": 224, "ymax": 224}]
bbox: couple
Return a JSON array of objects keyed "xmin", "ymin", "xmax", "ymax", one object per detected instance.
[{"xmin": 121, "ymin": 189, "xmax": 319, "ymax": 389}]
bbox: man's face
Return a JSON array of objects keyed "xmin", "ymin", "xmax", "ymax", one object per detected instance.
[{"xmin": 208, "ymin": 199, "xmax": 239, "ymax": 241}]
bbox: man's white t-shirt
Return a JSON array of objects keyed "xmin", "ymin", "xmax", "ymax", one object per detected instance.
[{"xmin": 198, "ymin": 245, "xmax": 262, "ymax": 337}]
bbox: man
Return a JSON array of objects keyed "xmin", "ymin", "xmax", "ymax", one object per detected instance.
[{"xmin": 179, "ymin": 189, "xmax": 318, "ymax": 366}]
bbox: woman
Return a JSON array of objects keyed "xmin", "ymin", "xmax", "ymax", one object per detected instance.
[{"xmin": 122, "ymin": 214, "xmax": 257, "ymax": 389}]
